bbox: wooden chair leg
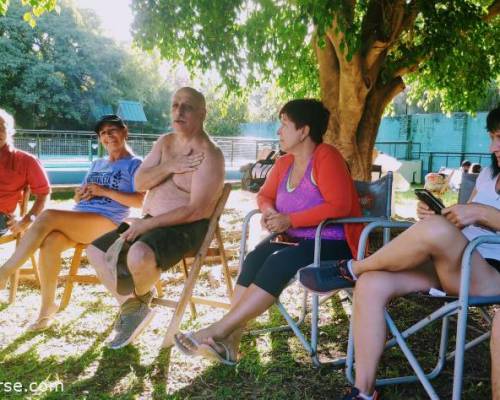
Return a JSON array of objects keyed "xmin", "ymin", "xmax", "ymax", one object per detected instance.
[
  {"xmin": 215, "ymin": 224, "xmax": 233, "ymax": 299},
  {"xmin": 162, "ymin": 253, "xmax": 206, "ymax": 348},
  {"xmin": 181, "ymin": 258, "xmax": 197, "ymax": 317},
  {"xmin": 59, "ymin": 245, "xmax": 84, "ymax": 311},
  {"xmin": 8, "ymin": 270, "xmax": 20, "ymax": 304},
  {"xmin": 155, "ymin": 281, "xmax": 164, "ymax": 298}
]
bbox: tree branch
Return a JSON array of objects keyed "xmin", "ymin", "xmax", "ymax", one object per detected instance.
[
  {"xmin": 362, "ymin": 0, "xmax": 413, "ymax": 90},
  {"xmin": 484, "ymin": 0, "xmax": 500, "ymax": 22},
  {"xmin": 314, "ymin": 34, "xmax": 341, "ymax": 138}
]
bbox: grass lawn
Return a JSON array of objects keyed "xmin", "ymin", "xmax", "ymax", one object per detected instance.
[{"xmin": 0, "ymin": 187, "xmax": 494, "ymax": 399}]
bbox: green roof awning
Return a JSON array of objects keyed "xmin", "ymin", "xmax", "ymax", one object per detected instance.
[{"xmin": 117, "ymin": 100, "xmax": 147, "ymax": 123}]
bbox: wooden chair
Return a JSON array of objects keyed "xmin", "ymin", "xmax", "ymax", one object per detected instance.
[
  {"xmin": 59, "ymin": 244, "xmax": 165, "ymax": 311},
  {"xmin": 0, "ymin": 187, "xmax": 39, "ymax": 303},
  {"xmin": 153, "ymin": 183, "xmax": 234, "ymax": 347}
]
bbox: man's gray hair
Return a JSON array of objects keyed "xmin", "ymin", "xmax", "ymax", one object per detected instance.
[{"xmin": 0, "ymin": 108, "xmax": 15, "ymax": 143}]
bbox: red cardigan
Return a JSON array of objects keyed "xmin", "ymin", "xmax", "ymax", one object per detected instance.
[{"xmin": 257, "ymin": 143, "xmax": 363, "ymax": 258}]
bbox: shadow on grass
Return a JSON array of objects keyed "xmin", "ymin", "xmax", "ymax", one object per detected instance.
[{"xmin": 162, "ymin": 294, "xmax": 493, "ymax": 400}]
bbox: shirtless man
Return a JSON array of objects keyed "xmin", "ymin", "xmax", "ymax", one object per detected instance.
[{"xmin": 87, "ymin": 87, "xmax": 225, "ymax": 349}]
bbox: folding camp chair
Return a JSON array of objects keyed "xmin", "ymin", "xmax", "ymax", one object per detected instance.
[
  {"xmin": 58, "ymin": 242, "xmax": 165, "ymax": 310},
  {"xmin": 239, "ymin": 172, "xmax": 394, "ymax": 366},
  {"xmin": 0, "ymin": 187, "xmax": 39, "ymax": 303},
  {"xmin": 154, "ymin": 183, "xmax": 234, "ymax": 347},
  {"xmin": 341, "ymin": 171, "xmax": 498, "ymax": 399}
]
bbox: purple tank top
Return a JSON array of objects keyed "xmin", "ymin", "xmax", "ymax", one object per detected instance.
[{"xmin": 276, "ymin": 157, "xmax": 345, "ymax": 240}]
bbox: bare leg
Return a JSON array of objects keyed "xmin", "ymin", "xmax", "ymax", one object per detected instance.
[
  {"xmin": 352, "ymin": 266, "xmax": 439, "ymax": 394},
  {"xmin": 0, "ymin": 209, "xmax": 116, "ymax": 282},
  {"xmin": 126, "ymin": 242, "xmax": 161, "ymax": 296},
  {"xmin": 492, "ymin": 310, "xmax": 500, "ymax": 400},
  {"xmin": 86, "ymin": 245, "xmax": 132, "ymax": 305},
  {"xmin": 34, "ymin": 231, "xmax": 75, "ymax": 327},
  {"xmin": 215, "ymin": 284, "xmax": 249, "ymax": 356},
  {"xmin": 351, "ymin": 216, "xmax": 500, "ymax": 296},
  {"xmin": 177, "ymin": 283, "xmax": 275, "ymax": 358}
]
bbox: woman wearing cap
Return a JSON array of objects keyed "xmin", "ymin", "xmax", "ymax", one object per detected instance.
[{"xmin": 0, "ymin": 115, "xmax": 144, "ymax": 331}]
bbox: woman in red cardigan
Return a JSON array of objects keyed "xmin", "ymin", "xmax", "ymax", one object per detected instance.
[{"xmin": 175, "ymin": 99, "xmax": 363, "ymax": 364}]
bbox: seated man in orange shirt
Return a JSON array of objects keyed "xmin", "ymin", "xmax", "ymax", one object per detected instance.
[{"xmin": 0, "ymin": 108, "xmax": 50, "ymax": 237}]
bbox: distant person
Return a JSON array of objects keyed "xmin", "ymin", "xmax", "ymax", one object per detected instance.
[
  {"xmin": 450, "ymin": 160, "xmax": 473, "ymax": 191},
  {"xmin": 0, "ymin": 108, "xmax": 50, "ymax": 236},
  {"xmin": 0, "ymin": 114, "xmax": 144, "ymax": 331},
  {"xmin": 461, "ymin": 160, "xmax": 471, "ymax": 173},
  {"xmin": 86, "ymin": 87, "xmax": 225, "ymax": 349},
  {"xmin": 471, "ymin": 163, "xmax": 482, "ymax": 174},
  {"xmin": 174, "ymin": 98, "xmax": 363, "ymax": 366}
]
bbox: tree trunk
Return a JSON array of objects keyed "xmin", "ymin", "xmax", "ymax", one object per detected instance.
[
  {"xmin": 313, "ymin": 3, "xmax": 411, "ymax": 181},
  {"xmin": 315, "ymin": 41, "xmax": 405, "ymax": 181}
]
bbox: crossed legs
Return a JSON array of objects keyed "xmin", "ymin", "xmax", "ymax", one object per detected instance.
[
  {"xmin": 0, "ymin": 209, "xmax": 116, "ymax": 327},
  {"xmin": 349, "ymin": 215, "xmax": 500, "ymax": 395}
]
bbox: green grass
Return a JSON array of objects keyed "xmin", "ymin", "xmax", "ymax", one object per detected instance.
[{"xmin": 0, "ymin": 189, "xmax": 493, "ymax": 399}]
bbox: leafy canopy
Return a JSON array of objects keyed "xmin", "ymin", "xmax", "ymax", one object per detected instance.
[
  {"xmin": 0, "ymin": 0, "xmax": 171, "ymax": 130},
  {"xmin": 0, "ymin": 0, "xmax": 59, "ymax": 26},
  {"xmin": 133, "ymin": 0, "xmax": 499, "ymax": 112}
]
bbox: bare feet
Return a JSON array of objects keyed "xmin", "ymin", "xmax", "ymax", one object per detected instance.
[
  {"xmin": 28, "ymin": 303, "xmax": 59, "ymax": 332},
  {"xmin": 175, "ymin": 325, "xmax": 240, "ymax": 363}
]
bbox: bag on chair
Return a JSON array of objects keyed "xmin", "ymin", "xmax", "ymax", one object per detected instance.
[{"xmin": 241, "ymin": 150, "xmax": 277, "ymax": 193}]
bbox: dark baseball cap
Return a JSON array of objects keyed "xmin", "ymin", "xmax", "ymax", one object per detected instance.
[{"xmin": 94, "ymin": 114, "xmax": 127, "ymax": 134}]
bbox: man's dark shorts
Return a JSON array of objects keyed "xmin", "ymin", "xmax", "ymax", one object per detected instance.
[{"xmin": 92, "ymin": 218, "xmax": 209, "ymax": 270}]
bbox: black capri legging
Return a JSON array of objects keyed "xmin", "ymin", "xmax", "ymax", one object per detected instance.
[{"xmin": 237, "ymin": 238, "xmax": 352, "ymax": 297}]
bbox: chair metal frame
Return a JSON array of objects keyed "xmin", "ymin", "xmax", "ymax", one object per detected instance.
[
  {"xmin": 239, "ymin": 172, "xmax": 394, "ymax": 366},
  {"xmin": 342, "ymin": 221, "xmax": 500, "ymax": 400},
  {"xmin": 153, "ymin": 183, "xmax": 234, "ymax": 348},
  {"xmin": 337, "ymin": 172, "xmax": 499, "ymax": 399}
]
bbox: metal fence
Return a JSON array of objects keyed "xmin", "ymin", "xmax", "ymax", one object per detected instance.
[
  {"xmin": 13, "ymin": 130, "xmax": 491, "ymax": 174},
  {"xmin": 14, "ymin": 129, "xmax": 280, "ymax": 168}
]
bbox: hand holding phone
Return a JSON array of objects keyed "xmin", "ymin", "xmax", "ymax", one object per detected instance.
[{"xmin": 414, "ymin": 189, "xmax": 445, "ymax": 215}]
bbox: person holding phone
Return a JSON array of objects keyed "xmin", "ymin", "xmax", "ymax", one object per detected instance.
[
  {"xmin": 299, "ymin": 106, "xmax": 500, "ymax": 400},
  {"xmin": 0, "ymin": 108, "xmax": 50, "ymax": 237},
  {"xmin": 175, "ymin": 99, "xmax": 363, "ymax": 365},
  {"xmin": 0, "ymin": 114, "xmax": 144, "ymax": 331}
]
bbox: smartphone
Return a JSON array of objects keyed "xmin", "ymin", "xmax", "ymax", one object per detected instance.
[
  {"xmin": 270, "ymin": 234, "xmax": 299, "ymax": 246},
  {"xmin": 117, "ymin": 222, "xmax": 130, "ymax": 234},
  {"xmin": 414, "ymin": 189, "xmax": 445, "ymax": 214}
]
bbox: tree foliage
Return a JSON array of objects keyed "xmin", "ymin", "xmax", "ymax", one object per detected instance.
[
  {"xmin": 133, "ymin": 0, "xmax": 500, "ymax": 178},
  {"xmin": 0, "ymin": 0, "xmax": 171, "ymax": 131},
  {"xmin": 0, "ymin": 0, "xmax": 59, "ymax": 26}
]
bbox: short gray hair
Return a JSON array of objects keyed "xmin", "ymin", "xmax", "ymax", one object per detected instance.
[{"xmin": 0, "ymin": 108, "xmax": 15, "ymax": 143}]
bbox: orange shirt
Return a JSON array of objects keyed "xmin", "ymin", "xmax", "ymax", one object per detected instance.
[
  {"xmin": 0, "ymin": 144, "xmax": 50, "ymax": 214},
  {"xmin": 257, "ymin": 143, "xmax": 363, "ymax": 258}
]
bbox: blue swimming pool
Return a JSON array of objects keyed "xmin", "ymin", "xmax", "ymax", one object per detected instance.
[{"xmin": 42, "ymin": 160, "xmax": 242, "ymax": 185}]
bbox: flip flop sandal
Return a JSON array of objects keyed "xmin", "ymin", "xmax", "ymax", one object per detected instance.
[
  {"xmin": 198, "ymin": 342, "xmax": 237, "ymax": 366},
  {"xmin": 174, "ymin": 332, "xmax": 200, "ymax": 356}
]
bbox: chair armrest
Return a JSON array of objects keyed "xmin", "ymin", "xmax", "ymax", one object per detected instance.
[
  {"xmin": 313, "ymin": 217, "xmax": 413, "ymax": 264},
  {"xmin": 239, "ymin": 209, "xmax": 276, "ymax": 270},
  {"xmin": 458, "ymin": 234, "xmax": 500, "ymax": 303}
]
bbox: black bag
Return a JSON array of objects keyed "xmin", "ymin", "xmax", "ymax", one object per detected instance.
[{"xmin": 241, "ymin": 151, "xmax": 277, "ymax": 193}]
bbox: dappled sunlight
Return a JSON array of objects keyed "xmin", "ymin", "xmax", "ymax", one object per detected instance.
[{"xmin": 0, "ymin": 189, "xmax": 492, "ymax": 398}]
